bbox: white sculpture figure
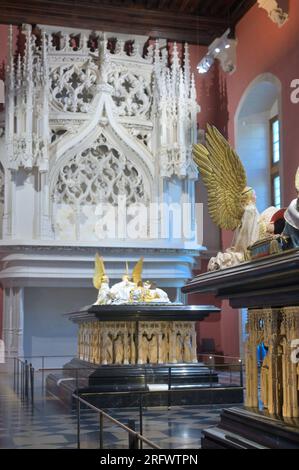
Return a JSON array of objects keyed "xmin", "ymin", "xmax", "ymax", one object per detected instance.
[
  {"xmin": 183, "ymin": 334, "xmax": 193, "ymax": 363},
  {"xmin": 283, "ymin": 167, "xmax": 299, "ymax": 247},
  {"xmin": 110, "ymin": 262, "xmax": 136, "ymax": 304},
  {"xmin": 232, "ymin": 188, "xmax": 260, "ymax": 253},
  {"xmin": 93, "ymin": 254, "xmax": 111, "ymax": 305},
  {"xmin": 142, "ymin": 281, "xmax": 171, "ymax": 304},
  {"xmin": 193, "ymin": 125, "xmax": 260, "ymax": 271},
  {"xmin": 114, "ymin": 334, "xmax": 124, "ymax": 365}
]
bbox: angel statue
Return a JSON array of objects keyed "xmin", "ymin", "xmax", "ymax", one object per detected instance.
[
  {"xmin": 110, "ymin": 258, "xmax": 144, "ymax": 304},
  {"xmin": 193, "ymin": 125, "xmax": 260, "ymax": 271},
  {"xmin": 93, "ymin": 253, "xmax": 111, "ymax": 305},
  {"xmin": 283, "ymin": 167, "xmax": 299, "ymax": 247}
]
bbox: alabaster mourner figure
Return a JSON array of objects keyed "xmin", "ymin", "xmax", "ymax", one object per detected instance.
[
  {"xmin": 283, "ymin": 168, "xmax": 299, "ymax": 247},
  {"xmin": 193, "ymin": 125, "xmax": 260, "ymax": 271}
]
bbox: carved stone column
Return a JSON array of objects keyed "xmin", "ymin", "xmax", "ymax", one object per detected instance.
[
  {"xmin": 281, "ymin": 307, "xmax": 299, "ymax": 418},
  {"xmin": 245, "ymin": 309, "xmax": 260, "ymax": 409},
  {"xmin": 191, "ymin": 323, "xmax": 198, "ymax": 363},
  {"xmin": 101, "ymin": 326, "xmax": 108, "ymax": 365},
  {"xmin": 157, "ymin": 331, "xmax": 163, "ymax": 364},
  {"xmin": 263, "ymin": 308, "xmax": 282, "ymax": 416},
  {"xmin": 169, "ymin": 324, "xmax": 177, "ymax": 364},
  {"xmin": 2, "ymin": 287, "xmax": 24, "ymax": 359},
  {"xmin": 123, "ymin": 324, "xmax": 129, "ymax": 365}
]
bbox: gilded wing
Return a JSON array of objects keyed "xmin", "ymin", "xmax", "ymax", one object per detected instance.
[
  {"xmin": 193, "ymin": 124, "xmax": 247, "ymax": 230},
  {"xmin": 132, "ymin": 257, "xmax": 144, "ymax": 285},
  {"xmin": 296, "ymin": 167, "xmax": 299, "ymax": 192},
  {"xmin": 93, "ymin": 253, "xmax": 106, "ymax": 290}
]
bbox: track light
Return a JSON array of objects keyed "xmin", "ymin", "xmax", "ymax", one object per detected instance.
[
  {"xmin": 197, "ymin": 28, "xmax": 237, "ymax": 75},
  {"xmin": 197, "ymin": 55, "xmax": 214, "ymax": 74}
]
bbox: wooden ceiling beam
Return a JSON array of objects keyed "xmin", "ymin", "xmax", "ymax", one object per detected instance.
[{"xmin": 0, "ymin": 0, "xmax": 229, "ymax": 44}]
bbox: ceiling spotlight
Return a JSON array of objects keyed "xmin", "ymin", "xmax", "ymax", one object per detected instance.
[
  {"xmin": 197, "ymin": 28, "xmax": 237, "ymax": 75},
  {"xmin": 197, "ymin": 55, "xmax": 214, "ymax": 74}
]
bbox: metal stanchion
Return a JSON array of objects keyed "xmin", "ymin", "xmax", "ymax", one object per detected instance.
[
  {"xmin": 139, "ymin": 394, "xmax": 143, "ymax": 450},
  {"xmin": 42, "ymin": 356, "xmax": 45, "ymax": 395},
  {"xmin": 77, "ymin": 398, "xmax": 81, "ymax": 449},
  {"xmin": 16, "ymin": 359, "xmax": 19, "ymax": 394},
  {"xmin": 168, "ymin": 366, "xmax": 172, "ymax": 410},
  {"xmin": 25, "ymin": 360, "xmax": 29, "ymax": 400},
  {"xmin": 99, "ymin": 413, "xmax": 104, "ymax": 449},
  {"xmin": 13, "ymin": 357, "xmax": 16, "ymax": 392},
  {"xmin": 240, "ymin": 361, "xmax": 244, "ymax": 388},
  {"xmin": 128, "ymin": 420, "xmax": 138, "ymax": 449},
  {"xmin": 21, "ymin": 361, "xmax": 24, "ymax": 399},
  {"xmin": 30, "ymin": 363, "xmax": 34, "ymax": 407}
]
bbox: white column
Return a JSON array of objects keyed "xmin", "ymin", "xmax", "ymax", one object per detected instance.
[{"xmin": 3, "ymin": 287, "xmax": 24, "ymax": 359}]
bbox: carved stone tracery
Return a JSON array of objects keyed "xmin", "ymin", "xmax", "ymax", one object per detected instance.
[
  {"xmin": 50, "ymin": 61, "xmax": 98, "ymax": 113},
  {"xmin": 53, "ymin": 135, "xmax": 148, "ymax": 207},
  {"xmin": 108, "ymin": 64, "xmax": 152, "ymax": 118}
]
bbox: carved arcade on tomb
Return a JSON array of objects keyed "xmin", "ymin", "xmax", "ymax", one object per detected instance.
[{"xmin": 78, "ymin": 320, "xmax": 198, "ymax": 365}]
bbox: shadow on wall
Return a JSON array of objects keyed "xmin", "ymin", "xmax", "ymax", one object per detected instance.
[{"xmin": 198, "ymin": 63, "xmax": 229, "ymax": 138}]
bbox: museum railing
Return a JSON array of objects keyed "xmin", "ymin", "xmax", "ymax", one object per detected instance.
[
  {"xmin": 13, "ymin": 358, "xmax": 35, "ymax": 406},
  {"xmin": 13, "ymin": 355, "xmax": 243, "ymax": 408},
  {"xmin": 73, "ymin": 393, "xmax": 161, "ymax": 450}
]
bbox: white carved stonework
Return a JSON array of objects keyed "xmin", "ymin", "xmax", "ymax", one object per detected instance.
[
  {"xmin": 108, "ymin": 64, "xmax": 152, "ymax": 118},
  {"xmin": 0, "ymin": 163, "xmax": 4, "ymax": 238},
  {"xmin": 50, "ymin": 61, "xmax": 98, "ymax": 113},
  {"xmin": 53, "ymin": 135, "xmax": 148, "ymax": 207},
  {"xmin": 0, "ymin": 24, "xmax": 204, "ymax": 358}
]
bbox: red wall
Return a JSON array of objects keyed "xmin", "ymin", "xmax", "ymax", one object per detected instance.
[
  {"xmin": 226, "ymin": 0, "xmax": 299, "ymax": 206},
  {"xmin": 188, "ymin": 1, "xmax": 299, "ymax": 357}
]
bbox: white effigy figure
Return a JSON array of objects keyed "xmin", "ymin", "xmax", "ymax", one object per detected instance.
[
  {"xmin": 193, "ymin": 125, "xmax": 261, "ymax": 271},
  {"xmin": 110, "ymin": 260, "xmax": 143, "ymax": 304},
  {"xmin": 93, "ymin": 254, "xmax": 112, "ymax": 305},
  {"xmin": 283, "ymin": 167, "xmax": 299, "ymax": 247}
]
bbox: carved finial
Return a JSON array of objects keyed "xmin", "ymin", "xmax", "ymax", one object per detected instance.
[
  {"xmin": 16, "ymin": 54, "xmax": 22, "ymax": 87},
  {"xmin": 97, "ymin": 34, "xmax": 110, "ymax": 83},
  {"xmin": 7, "ymin": 25, "xmax": 14, "ymax": 86},
  {"xmin": 41, "ymin": 31, "xmax": 49, "ymax": 80},
  {"xmin": 184, "ymin": 43, "xmax": 190, "ymax": 94},
  {"xmin": 172, "ymin": 42, "xmax": 180, "ymax": 71}
]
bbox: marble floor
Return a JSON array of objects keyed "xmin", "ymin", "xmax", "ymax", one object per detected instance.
[{"xmin": 0, "ymin": 370, "xmax": 239, "ymax": 449}]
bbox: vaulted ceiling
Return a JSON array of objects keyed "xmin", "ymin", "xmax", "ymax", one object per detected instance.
[{"xmin": 0, "ymin": 0, "xmax": 256, "ymax": 44}]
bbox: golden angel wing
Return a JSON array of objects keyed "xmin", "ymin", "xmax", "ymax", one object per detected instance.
[
  {"xmin": 93, "ymin": 253, "xmax": 106, "ymax": 290},
  {"xmin": 296, "ymin": 166, "xmax": 299, "ymax": 192},
  {"xmin": 193, "ymin": 124, "xmax": 247, "ymax": 230},
  {"xmin": 132, "ymin": 257, "xmax": 144, "ymax": 285}
]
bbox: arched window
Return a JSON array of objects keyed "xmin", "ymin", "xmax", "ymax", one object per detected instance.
[{"xmin": 235, "ymin": 74, "xmax": 282, "ymax": 212}]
